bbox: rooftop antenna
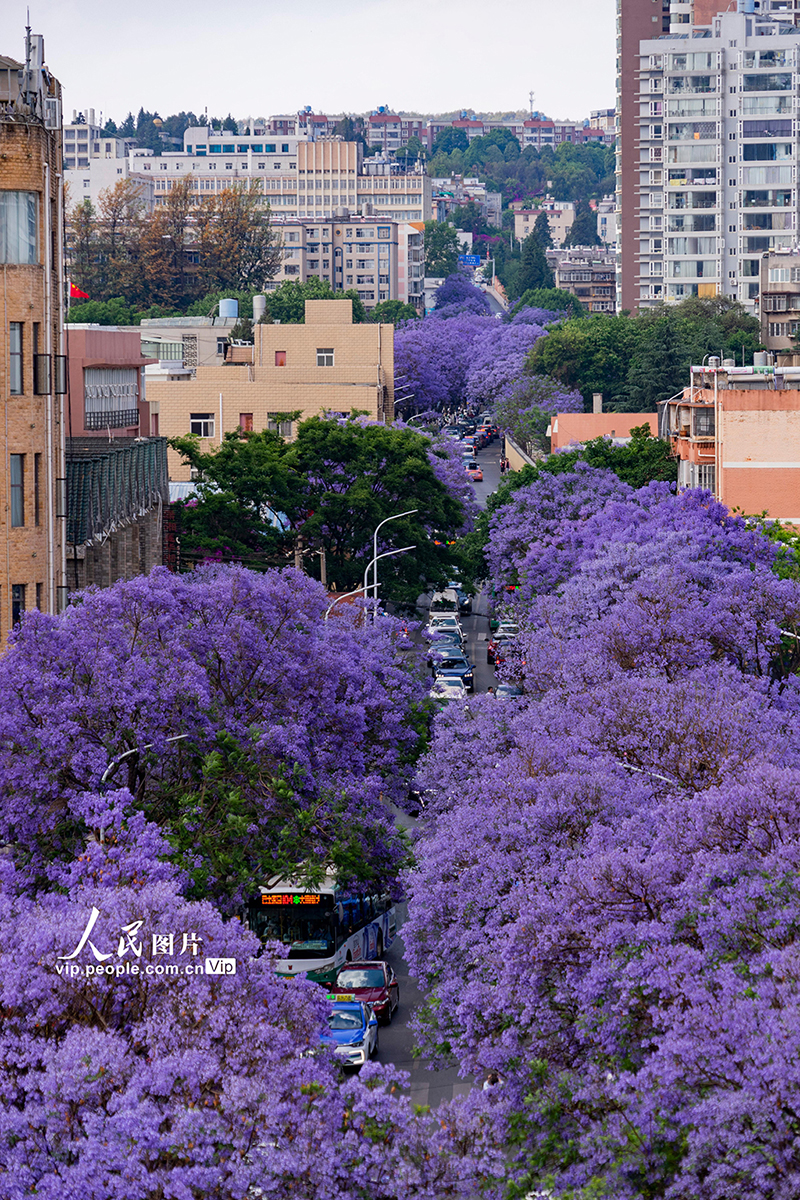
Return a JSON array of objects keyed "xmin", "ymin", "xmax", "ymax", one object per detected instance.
[{"xmin": 529, "ymin": 90, "xmax": 535, "ymax": 118}]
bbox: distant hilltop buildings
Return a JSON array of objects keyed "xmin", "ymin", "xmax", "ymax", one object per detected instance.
[{"xmin": 63, "ymin": 105, "xmax": 614, "ymax": 173}]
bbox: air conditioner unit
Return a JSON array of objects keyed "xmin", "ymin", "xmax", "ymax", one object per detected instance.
[{"xmin": 44, "ymin": 97, "xmax": 61, "ymax": 130}]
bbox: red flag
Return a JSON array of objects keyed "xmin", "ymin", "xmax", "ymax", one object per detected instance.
[{"xmin": 70, "ymin": 283, "xmax": 90, "ymax": 300}]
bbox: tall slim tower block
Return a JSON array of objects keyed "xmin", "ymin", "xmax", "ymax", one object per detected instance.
[{"xmin": 616, "ymin": 0, "xmax": 672, "ymax": 312}]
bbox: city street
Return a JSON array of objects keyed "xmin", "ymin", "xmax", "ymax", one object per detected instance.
[{"xmin": 376, "ymin": 439, "xmax": 504, "ymax": 1104}]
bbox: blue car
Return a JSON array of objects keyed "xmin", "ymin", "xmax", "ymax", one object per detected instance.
[{"xmin": 322, "ymin": 998, "xmax": 379, "ymax": 1068}]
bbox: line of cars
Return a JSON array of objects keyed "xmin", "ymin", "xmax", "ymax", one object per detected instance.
[
  {"xmin": 322, "ymin": 960, "xmax": 401, "ymax": 1068},
  {"xmin": 425, "ymin": 605, "xmax": 474, "ymax": 706}
]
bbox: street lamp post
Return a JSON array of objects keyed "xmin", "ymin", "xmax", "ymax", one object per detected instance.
[
  {"xmin": 324, "ymin": 585, "xmax": 369, "ymax": 622},
  {"xmin": 371, "ymin": 510, "xmax": 417, "ymax": 605},
  {"xmin": 363, "ymin": 545, "xmax": 415, "ymax": 608}
]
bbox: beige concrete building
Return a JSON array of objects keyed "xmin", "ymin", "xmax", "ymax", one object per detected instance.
[
  {"xmin": 151, "ymin": 300, "xmax": 394, "ymax": 480},
  {"xmin": 515, "ymin": 202, "xmax": 575, "ymax": 248},
  {"xmin": 0, "ymin": 34, "xmax": 67, "ymax": 635},
  {"xmin": 268, "ymin": 215, "xmax": 424, "ymax": 309},
  {"xmin": 66, "ymin": 136, "xmax": 431, "ymax": 223}
]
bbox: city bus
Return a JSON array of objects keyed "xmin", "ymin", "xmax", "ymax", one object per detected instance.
[{"xmin": 246, "ymin": 873, "xmax": 398, "ymax": 985}]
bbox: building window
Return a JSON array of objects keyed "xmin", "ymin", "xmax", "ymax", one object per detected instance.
[
  {"xmin": 34, "ymin": 453, "xmax": 41, "ymax": 526},
  {"xmin": 0, "ymin": 192, "xmax": 38, "ymax": 264},
  {"xmin": 84, "ymin": 367, "xmax": 139, "ymax": 429},
  {"xmin": 9, "ymin": 323, "xmax": 22, "ymax": 394},
  {"xmin": 190, "ymin": 413, "xmax": 215, "ymax": 438},
  {"xmin": 36, "ymin": 583, "xmax": 42, "ymax": 611},
  {"xmin": 239, "ymin": 412, "xmax": 254, "ymax": 432},
  {"xmin": 275, "ymin": 351, "xmax": 286, "ymax": 366},
  {"xmin": 316, "ymin": 348, "xmax": 334, "ymax": 367},
  {"xmin": 11, "ymin": 584, "xmax": 25, "ymax": 627},
  {"xmin": 10, "ymin": 455, "xmax": 24, "ymax": 526}
]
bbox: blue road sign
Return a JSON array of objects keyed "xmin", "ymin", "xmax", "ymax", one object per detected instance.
[{"xmin": 457, "ymin": 254, "xmax": 481, "ymax": 266}]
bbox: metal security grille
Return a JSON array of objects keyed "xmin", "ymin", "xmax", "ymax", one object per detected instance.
[{"xmin": 84, "ymin": 367, "xmax": 139, "ymax": 429}]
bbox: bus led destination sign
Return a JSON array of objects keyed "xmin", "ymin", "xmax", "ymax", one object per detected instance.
[{"xmin": 262, "ymin": 894, "xmax": 321, "ymax": 906}]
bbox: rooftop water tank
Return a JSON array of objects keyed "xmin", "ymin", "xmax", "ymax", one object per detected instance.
[
  {"xmin": 219, "ymin": 298, "xmax": 238, "ymax": 320},
  {"xmin": 252, "ymin": 295, "xmax": 267, "ymax": 323}
]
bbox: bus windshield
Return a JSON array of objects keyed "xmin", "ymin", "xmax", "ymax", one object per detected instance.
[{"xmin": 247, "ymin": 895, "xmax": 335, "ymax": 959}]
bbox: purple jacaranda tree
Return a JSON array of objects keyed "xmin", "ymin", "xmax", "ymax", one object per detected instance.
[
  {"xmin": 404, "ymin": 467, "xmax": 800, "ymax": 1198},
  {"xmin": 0, "ymin": 795, "xmax": 505, "ymax": 1199},
  {"xmin": 395, "ymin": 303, "xmax": 563, "ymax": 416},
  {"xmin": 433, "ymin": 273, "xmax": 492, "ymax": 317},
  {"xmin": 394, "ymin": 313, "xmax": 488, "ymax": 412},
  {"xmin": 0, "ymin": 565, "xmax": 427, "ymax": 907}
]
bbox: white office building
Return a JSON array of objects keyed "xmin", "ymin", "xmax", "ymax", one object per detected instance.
[{"xmin": 636, "ymin": 7, "xmax": 800, "ymax": 312}]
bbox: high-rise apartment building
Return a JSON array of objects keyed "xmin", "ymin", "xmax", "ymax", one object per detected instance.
[
  {"xmin": 618, "ymin": 0, "xmax": 800, "ymax": 310},
  {"xmin": 0, "ymin": 32, "xmax": 67, "ymax": 634},
  {"xmin": 616, "ymin": 0, "xmax": 672, "ymax": 311},
  {"xmin": 634, "ymin": 8, "xmax": 800, "ymax": 311}
]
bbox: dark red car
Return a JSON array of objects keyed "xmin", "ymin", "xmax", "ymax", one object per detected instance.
[{"xmin": 330, "ymin": 960, "xmax": 400, "ymax": 1024}]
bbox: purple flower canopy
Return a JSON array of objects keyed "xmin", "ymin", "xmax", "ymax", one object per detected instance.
[
  {"xmin": 394, "ymin": 274, "xmax": 566, "ymax": 414},
  {"xmin": 0, "ymin": 564, "xmax": 506, "ymax": 1197},
  {"xmin": 405, "ymin": 465, "xmax": 800, "ymax": 1198}
]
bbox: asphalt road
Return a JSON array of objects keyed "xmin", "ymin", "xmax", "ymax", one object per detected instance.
[{"xmin": 373, "ymin": 440, "xmax": 503, "ymax": 1105}]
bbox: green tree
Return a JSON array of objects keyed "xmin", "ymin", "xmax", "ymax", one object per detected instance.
[
  {"xmin": 516, "ymin": 232, "xmax": 554, "ymax": 295},
  {"xmin": 533, "ymin": 211, "xmax": 553, "ymax": 248},
  {"xmin": 563, "ymin": 198, "xmax": 601, "ymax": 248},
  {"xmin": 222, "ymin": 114, "xmax": 238, "ymax": 133},
  {"xmin": 168, "ymin": 429, "xmax": 298, "ymax": 568},
  {"xmin": 512, "ymin": 287, "xmax": 583, "ymax": 317},
  {"xmin": 423, "ymin": 220, "xmax": 460, "ymax": 277},
  {"xmin": 260, "ymin": 278, "xmax": 366, "ymax": 324},
  {"xmin": 66, "ymin": 297, "xmax": 137, "ymax": 326},
  {"xmin": 170, "ymin": 418, "xmax": 470, "ymax": 603},
  {"xmin": 451, "ymin": 200, "xmax": 492, "ymax": 237},
  {"xmin": 580, "ymin": 423, "xmax": 677, "ymax": 486},
  {"xmin": 432, "ymin": 127, "xmax": 468, "ymax": 156},
  {"xmin": 397, "ymin": 135, "xmax": 424, "ymax": 166},
  {"xmin": 120, "ymin": 112, "xmax": 135, "ymax": 138},
  {"xmin": 528, "ymin": 314, "xmax": 644, "ymax": 408},
  {"xmin": 195, "ymin": 182, "xmax": 282, "ymax": 293},
  {"xmin": 367, "ymin": 299, "xmax": 419, "ymax": 323},
  {"xmin": 622, "ymin": 316, "xmax": 689, "ymax": 412}
]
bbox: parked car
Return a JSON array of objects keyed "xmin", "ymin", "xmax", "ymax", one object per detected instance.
[
  {"xmin": 330, "ymin": 961, "xmax": 400, "ymax": 1025},
  {"xmin": 322, "ymin": 1000, "xmax": 379, "ymax": 1068}
]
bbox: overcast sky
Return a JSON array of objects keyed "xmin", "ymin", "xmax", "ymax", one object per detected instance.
[{"xmin": 3, "ymin": 0, "xmax": 616, "ymax": 125}]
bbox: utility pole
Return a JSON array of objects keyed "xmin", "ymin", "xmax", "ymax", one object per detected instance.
[{"xmin": 318, "ymin": 546, "xmax": 327, "ymax": 590}]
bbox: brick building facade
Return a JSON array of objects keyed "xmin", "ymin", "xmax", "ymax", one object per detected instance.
[{"xmin": 0, "ymin": 36, "xmax": 67, "ymax": 635}]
